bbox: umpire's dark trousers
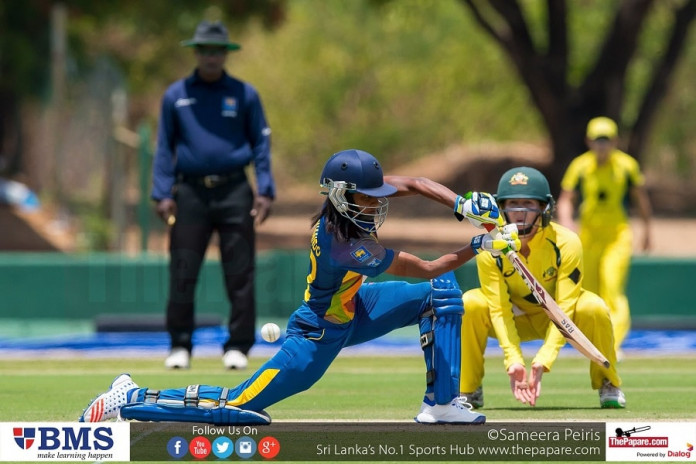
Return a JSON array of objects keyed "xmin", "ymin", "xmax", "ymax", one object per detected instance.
[{"xmin": 166, "ymin": 173, "xmax": 256, "ymax": 355}]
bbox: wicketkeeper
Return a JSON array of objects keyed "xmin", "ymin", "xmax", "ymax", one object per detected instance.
[
  {"xmin": 459, "ymin": 167, "xmax": 625, "ymax": 409},
  {"xmin": 79, "ymin": 149, "xmax": 519, "ymax": 425}
]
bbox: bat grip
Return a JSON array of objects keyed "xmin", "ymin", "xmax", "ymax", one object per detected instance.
[{"xmin": 483, "ymin": 223, "xmax": 513, "ymax": 254}]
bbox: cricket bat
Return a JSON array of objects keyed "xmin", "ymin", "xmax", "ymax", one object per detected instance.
[{"xmin": 485, "ymin": 224, "xmax": 610, "ymax": 368}]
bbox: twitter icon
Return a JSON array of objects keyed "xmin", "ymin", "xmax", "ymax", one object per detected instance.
[{"xmin": 212, "ymin": 437, "xmax": 234, "ymax": 459}]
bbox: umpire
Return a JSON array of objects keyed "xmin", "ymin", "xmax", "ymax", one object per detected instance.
[{"xmin": 151, "ymin": 20, "xmax": 275, "ymax": 370}]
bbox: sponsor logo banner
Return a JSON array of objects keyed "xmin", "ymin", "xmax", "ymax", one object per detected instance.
[
  {"xmin": 0, "ymin": 422, "xmax": 129, "ymax": 462},
  {"xmin": 606, "ymin": 422, "xmax": 696, "ymax": 462},
  {"xmin": 2, "ymin": 421, "xmax": 692, "ymax": 461}
]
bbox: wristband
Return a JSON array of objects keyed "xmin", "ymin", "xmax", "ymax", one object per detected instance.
[{"xmin": 454, "ymin": 195, "xmax": 465, "ymax": 221}]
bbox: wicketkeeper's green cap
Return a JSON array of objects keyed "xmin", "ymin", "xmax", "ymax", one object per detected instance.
[{"xmin": 496, "ymin": 166, "xmax": 552, "ymax": 203}]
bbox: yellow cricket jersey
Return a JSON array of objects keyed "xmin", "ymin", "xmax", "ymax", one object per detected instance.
[
  {"xmin": 560, "ymin": 149, "xmax": 645, "ymax": 229},
  {"xmin": 475, "ymin": 223, "xmax": 584, "ymax": 368}
]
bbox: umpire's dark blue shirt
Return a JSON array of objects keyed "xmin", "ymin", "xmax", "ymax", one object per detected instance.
[{"xmin": 151, "ymin": 70, "xmax": 275, "ymax": 200}]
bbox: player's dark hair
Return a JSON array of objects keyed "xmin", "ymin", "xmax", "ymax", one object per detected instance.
[{"xmin": 311, "ymin": 194, "xmax": 364, "ymax": 241}]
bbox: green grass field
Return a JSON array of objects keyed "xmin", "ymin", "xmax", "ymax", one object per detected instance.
[
  {"xmin": 4, "ymin": 354, "xmax": 696, "ymax": 422},
  {"xmin": 2, "ymin": 354, "xmax": 695, "ymax": 463}
]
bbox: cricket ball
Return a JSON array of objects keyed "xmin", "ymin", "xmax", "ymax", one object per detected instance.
[{"xmin": 261, "ymin": 323, "xmax": 281, "ymax": 343}]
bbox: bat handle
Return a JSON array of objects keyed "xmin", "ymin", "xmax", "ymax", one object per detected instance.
[{"xmin": 483, "ymin": 223, "xmax": 514, "ymax": 253}]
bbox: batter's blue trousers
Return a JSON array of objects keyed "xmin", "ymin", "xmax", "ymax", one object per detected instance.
[{"xmin": 134, "ymin": 280, "xmax": 431, "ymax": 411}]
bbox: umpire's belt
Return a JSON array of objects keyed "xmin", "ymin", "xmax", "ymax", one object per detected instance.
[{"xmin": 179, "ymin": 171, "xmax": 245, "ymax": 188}]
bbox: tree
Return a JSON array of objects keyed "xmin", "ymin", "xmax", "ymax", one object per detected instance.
[
  {"xmin": 460, "ymin": 0, "xmax": 696, "ymax": 186},
  {"xmin": 0, "ymin": 0, "xmax": 286, "ymax": 179}
]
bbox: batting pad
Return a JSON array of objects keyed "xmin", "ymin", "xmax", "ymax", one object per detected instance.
[
  {"xmin": 120, "ymin": 385, "xmax": 271, "ymax": 425},
  {"xmin": 420, "ymin": 272, "xmax": 463, "ymax": 405},
  {"xmin": 120, "ymin": 402, "xmax": 271, "ymax": 425}
]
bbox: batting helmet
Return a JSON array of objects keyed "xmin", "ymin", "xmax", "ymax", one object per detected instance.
[
  {"xmin": 320, "ymin": 149, "xmax": 396, "ymax": 232},
  {"xmin": 496, "ymin": 166, "xmax": 554, "ymax": 230}
]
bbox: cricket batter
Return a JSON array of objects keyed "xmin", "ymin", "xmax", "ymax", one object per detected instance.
[
  {"xmin": 80, "ymin": 149, "xmax": 519, "ymax": 425},
  {"xmin": 557, "ymin": 117, "xmax": 653, "ymax": 354},
  {"xmin": 460, "ymin": 166, "xmax": 625, "ymax": 409}
]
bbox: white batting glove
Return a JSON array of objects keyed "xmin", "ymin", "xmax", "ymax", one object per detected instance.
[
  {"xmin": 499, "ymin": 223, "xmax": 520, "ymax": 240},
  {"xmin": 454, "ymin": 192, "xmax": 504, "ymax": 229},
  {"xmin": 471, "ymin": 224, "xmax": 520, "ymax": 256},
  {"xmin": 497, "ymin": 223, "xmax": 521, "ymax": 252}
]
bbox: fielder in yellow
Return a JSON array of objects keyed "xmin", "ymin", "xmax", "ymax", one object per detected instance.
[
  {"xmin": 557, "ymin": 117, "xmax": 653, "ymax": 354},
  {"xmin": 460, "ymin": 167, "xmax": 625, "ymax": 409}
]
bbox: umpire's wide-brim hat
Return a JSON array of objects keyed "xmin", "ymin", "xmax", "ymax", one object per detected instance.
[{"xmin": 181, "ymin": 20, "xmax": 241, "ymax": 51}]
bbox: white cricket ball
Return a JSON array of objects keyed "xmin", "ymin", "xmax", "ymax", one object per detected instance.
[{"xmin": 260, "ymin": 323, "xmax": 281, "ymax": 343}]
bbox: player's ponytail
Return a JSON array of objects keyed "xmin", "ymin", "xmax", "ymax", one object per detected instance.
[{"xmin": 310, "ymin": 195, "xmax": 363, "ymax": 241}]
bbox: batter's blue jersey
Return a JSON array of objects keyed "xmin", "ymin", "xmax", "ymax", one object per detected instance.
[{"xmin": 303, "ymin": 216, "xmax": 394, "ymax": 324}]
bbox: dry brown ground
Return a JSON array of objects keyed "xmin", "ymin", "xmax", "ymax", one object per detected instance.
[
  {"xmin": 3, "ymin": 143, "xmax": 695, "ymax": 256},
  {"xmin": 3, "ymin": 203, "xmax": 695, "ymax": 258},
  {"xmin": 257, "ymin": 214, "xmax": 696, "ymax": 257}
]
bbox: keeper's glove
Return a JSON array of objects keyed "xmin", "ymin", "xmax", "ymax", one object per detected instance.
[
  {"xmin": 454, "ymin": 191, "xmax": 504, "ymax": 229},
  {"xmin": 471, "ymin": 224, "xmax": 521, "ymax": 257}
]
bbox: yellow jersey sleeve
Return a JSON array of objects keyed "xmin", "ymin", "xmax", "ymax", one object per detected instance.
[
  {"xmin": 560, "ymin": 154, "xmax": 586, "ymax": 192},
  {"xmin": 625, "ymin": 153, "xmax": 645, "ymax": 187}
]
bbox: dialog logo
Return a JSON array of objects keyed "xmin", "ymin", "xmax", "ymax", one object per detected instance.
[
  {"xmin": 189, "ymin": 436, "xmax": 211, "ymax": 459},
  {"xmin": 236, "ymin": 436, "xmax": 257, "ymax": 459},
  {"xmin": 667, "ymin": 443, "xmax": 693, "ymax": 458},
  {"xmin": 166, "ymin": 437, "xmax": 188, "ymax": 459},
  {"xmin": 13, "ymin": 428, "xmax": 35, "ymax": 450},
  {"xmin": 212, "ymin": 436, "xmax": 234, "ymax": 459}
]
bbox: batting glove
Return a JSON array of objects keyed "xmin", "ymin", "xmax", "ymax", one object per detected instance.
[
  {"xmin": 471, "ymin": 224, "xmax": 520, "ymax": 257},
  {"xmin": 454, "ymin": 191, "xmax": 504, "ymax": 229}
]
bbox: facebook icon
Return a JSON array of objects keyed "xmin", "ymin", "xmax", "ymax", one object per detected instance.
[{"xmin": 167, "ymin": 437, "xmax": 188, "ymax": 459}]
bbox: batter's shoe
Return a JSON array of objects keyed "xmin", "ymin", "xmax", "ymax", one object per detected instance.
[
  {"xmin": 164, "ymin": 348, "xmax": 190, "ymax": 369},
  {"xmin": 222, "ymin": 350, "xmax": 248, "ymax": 370},
  {"xmin": 415, "ymin": 396, "xmax": 486, "ymax": 424},
  {"xmin": 461, "ymin": 386, "xmax": 484, "ymax": 409},
  {"xmin": 80, "ymin": 374, "xmax": 139, "ymax": 422},
  {"xmin": 599, "ymin": 379, "xmax": 626, "ymax": 408}
]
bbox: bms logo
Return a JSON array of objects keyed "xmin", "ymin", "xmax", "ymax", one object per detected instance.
[
  {"xmin": 13, "ymin": 428, "xmax": 35, "ymax": 450},
  {"xmin": 13, "ymin": 426, "xmax": 114, "ymax": 451}
]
